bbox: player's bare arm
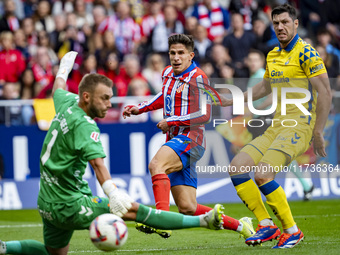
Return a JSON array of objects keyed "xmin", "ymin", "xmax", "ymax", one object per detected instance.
[
  {"xmin": 244, "ymin": 78, "xmax": 272, "ymax": 103},
  {"xmin": 52, "ymin": 51, "xmax": 78, "ymax": 96},
  {"xmin": 90, "ymin": 157, "xmax": 134, "ymax": 217},
  {"xmin": 89, "ymin": 157, "xmax": 112, "ymax": 185},
  {"xmin": 309, "ymin": 72, "xmax": 332, "ymax": 157},
  {"xmin": 219, "ymin": 78, "xmax": 271, "ymax": 107}
]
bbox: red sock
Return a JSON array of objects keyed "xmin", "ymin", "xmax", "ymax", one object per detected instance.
[
  {"xmin": 194, "ymin": 204, "xmax": 240, "ymax": 231},
  {"xmin": 151, "ymin": 173, "xmax": 170, "ymax": 211}
]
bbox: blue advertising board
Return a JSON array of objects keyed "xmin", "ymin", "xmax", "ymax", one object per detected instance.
[{"xmin": 0, "ymin": 117, "xmax": 340, "ymax": 209}]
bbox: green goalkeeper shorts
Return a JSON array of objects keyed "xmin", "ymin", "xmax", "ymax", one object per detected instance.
[{"xmin": 37, "ymin": 195, "xmax": 110, "ymax": 249}]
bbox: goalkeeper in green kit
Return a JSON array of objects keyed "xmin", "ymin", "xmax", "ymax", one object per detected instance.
[{"xmin": 0, "ymin": 52, "xmax": 224, "ymax": 255}]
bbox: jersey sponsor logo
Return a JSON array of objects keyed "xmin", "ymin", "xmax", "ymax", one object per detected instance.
[
  {"xmin": 165, "ymin": 95, "xmax": 171, "ymax": 114},
  {"xmin": 92, "ymin": 197, "xmax": 103, "ymax": 204},
  {"xmin": 285, "ymin": 57, "xmax": 291, "ymax": 65},
  {"xmin": 91, "ymin": 132, "xmax": 100, "ymax": 142},
  {"xmin": 309, "ymin": 63, "xmax": 324, "ymax": 74},
  {"xmin": 271, "ymin": 70, "xmax": 283, "ymax": 77}
]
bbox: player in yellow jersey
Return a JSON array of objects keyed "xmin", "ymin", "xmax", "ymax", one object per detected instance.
[{"xmin": 219, "ymin": 4, "xmax": 332, "ymax": 249}]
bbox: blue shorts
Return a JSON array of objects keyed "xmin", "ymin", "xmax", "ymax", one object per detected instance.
[{"xmin": 164, "ymin": 135, "xmax": 205, "ymax": 188}]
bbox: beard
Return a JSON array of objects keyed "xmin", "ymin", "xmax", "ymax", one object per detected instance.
[{"xmin": 88, "ymin": 101, "xmax": 104, "ymax": 119}]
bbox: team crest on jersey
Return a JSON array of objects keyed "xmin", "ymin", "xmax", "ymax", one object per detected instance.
[
  {"xmin": 92, "ymin": 197, "xmax": 102, "ymax": 204},
  {"xmin": 176, "ymin": 82, "xmax": 187, "ymax": 93},
  {"xmin": 91, "ymin": 132, "xmax": 100, "ymax": 142}
]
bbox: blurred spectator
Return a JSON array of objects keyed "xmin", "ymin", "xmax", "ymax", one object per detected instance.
[
  {"xmin": 115, "ymin": 54, "xmax": 146, "ymax": 97},
  {"xmin": 193, "ymin": 24, "xmax": 212, "ymax": 65},
  {"xmin": 0, "ymin": 0, "xmax": 24, "ymax": 20},
  {"xmin": 184, "ymin": 16, "xmax": 198, "ymax": 36},
  {"xmin": 23, "ymin": 0, "xmax": 38, "ymax": 18},
  {"xmin": 92, "ymin": 5, "xmax": 110, "ymax": 34},
  {"xmin": 299, "ymin": 0, "xmax": 321, "ymax": 37},
  {"xmin": 165, "ymin": 0, "xmax": 186, "ymax": 26},
  {"xmin": 229, "ymin": 0, "xmax": 267, "ymax": 30},
  {"xmin": 70, "ymin": 53, "xmax": 98, "ymax": 86},
  {"xmin": 74, "ymin": 0, "xmax": 94, "ymax": 29},
  {"xmin": 110, "ymin": 1, "xmax": 141, "ymax": 56},
  {"xmin": 57, "ymin": 25, "xmax": 87, "ymax": 61},
  {"xmin": 142, "ymin": 53, "xmax": 165, "ymax": 93},
  {"xmin": 151, "ymin": 4, "xmax": 184, "ymax": 57},
  {"xmin": 245, "ymin": 49, "xmax": 270, "ymax": 137},
  {"xmin": 246, "ymin": 49, "xmax": 267, "ymax": 110},
  {"xmin": 37, "ymin": 30, "xmax": 59, "ymax": 65},
  {"xmin": 21, "ymin": 17, "xmax": 38, "ymax": 50},
  {"xmin": 19, "ymin": 68, "xmax": 41, "ymax": 99},
  {"xmin": 31, "ymin": 46, "xmax": 54, "ymax": 87},
  {"xmin": 0, "ymin": 0, "xmax": 20, "ymax": 33},
  {"xmin": 140, "ymin": 0, "xmax": 164, "ymax": 42},
  {"xmin": 52, "ymin": 0, "xmax": 74, "ymax": 16},
  {"xmin": 49, "ymin": 13, "xmax": 67, "ymax": 53},
  {"xmin": 317, "ymin": 28, "xmax": 340, "ymax": 69},
  {"xmin": 315, "ymin": 45, "xmax": 340, "ymax": 113},
  {"xmin": 315, "ymin": 45, "xmax": 340, "ymax": 80},
  {"xmin": 183, "ymin": 0, "xmax": 196, "ymax": 18},
  {"xmin": 200, "ymin": 60, "xmax": 218, "ymax": 78},
  {"xmin": 208, "ymin": 43, "xmax": 231, "ymax": 76},
  {"xmin": 13, "ymin": 29, "xmax": 31, "ymax": 62},
  {"xmin": 127, "ymin": 77, "xmax": 152, "ymax": 96},
  {"xmin": 18, "ymin": 68, "xmax": 37, "ymax": 125},
  {"xmin": 32, "ymin": 0, "xmax": 55, "ymax": 33},
  {"xmin": 252, "ymin": 18, "xmax": 274, "ymax": 55},
  {"xmin": 93, "ymin": 0, "xmax": 115, "ymax": 16},
  {"xmin": 0, "ymin": 82, "xmax": 23, "ymax": 126},
  {"xmin": 222, "ymin": 13, "xmax": 256, "ymax": 79},
  {"xmin": 95, "ymin": 30, "xmax": 120, "ymax": 68},
  {"xmin": 98, "ymin": 52, "xmax": 120, "ymax": 95},
  {"xmin": 219, "ymin": 63, "xmax": 235, "ymax": 85},
  {"xmin": 0, "ymin": 31, "xmax": 26, "ymax": 84},
  {"xmin": 191, "ymin": 0, "xmax": 229, "ymax": 43}
]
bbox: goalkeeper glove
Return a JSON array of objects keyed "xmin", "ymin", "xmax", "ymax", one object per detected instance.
[
  {"xmin": 102, "ymin": 179, "xmax": 134, "ymax": 217},
  {"xmin": 56, "ymin": 51, "xmax": 78, "ymax": 82}
]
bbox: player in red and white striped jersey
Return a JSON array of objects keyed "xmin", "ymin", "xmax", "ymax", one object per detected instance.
[{"xmin": 123, "ymin": 34, "xmax": 254, "ymax": 239}]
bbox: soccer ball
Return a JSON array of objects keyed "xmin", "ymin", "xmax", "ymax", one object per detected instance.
[{"xmin": 89, "ymin": 214, "xmax": 128, "ymax": 251}]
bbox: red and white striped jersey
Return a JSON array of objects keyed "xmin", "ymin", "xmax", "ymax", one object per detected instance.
[{"xmin": 138, "ymin": 62, "xmax": 212, "ymax": 148}]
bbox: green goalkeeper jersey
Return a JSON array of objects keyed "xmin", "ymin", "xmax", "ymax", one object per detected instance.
[{"xmin": 38, "ymin": 89, "xmax": 106, "ymax": 203}]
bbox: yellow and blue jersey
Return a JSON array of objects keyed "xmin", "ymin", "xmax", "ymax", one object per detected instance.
[{"xmin": 264, "ymin": 34, "xmax": 327, "ymax": 127}]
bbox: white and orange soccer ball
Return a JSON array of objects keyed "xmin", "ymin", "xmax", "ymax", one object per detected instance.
[{"xmin": 89, "ymin": 214, "xmax": 128, "ymax": 251}]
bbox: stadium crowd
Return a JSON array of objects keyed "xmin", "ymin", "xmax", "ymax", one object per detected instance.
[{"xmin": 0, "ymin": 0, "xmax": 340, "ymax": 126}]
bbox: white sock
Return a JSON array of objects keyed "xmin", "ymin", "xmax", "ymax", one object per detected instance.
[
  {"xmin": 259, "ymin": 218, "xmax": 274, "ymax": 226},
  {"xmin": 284, "ymin": 224, "xmax": 299, "ymax": 234}
]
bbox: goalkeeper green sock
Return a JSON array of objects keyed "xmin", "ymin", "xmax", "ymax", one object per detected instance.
[
  {"xmin": 136, "ymin": 204, "xmax": 204, "ymax": 229},
  {"xmin": 289, "ymin": 160, "xmax": 312, "ymax": 191},
  {"xmin": 5, "ymin": 240, "xmax": 49, "ymax": 255}
]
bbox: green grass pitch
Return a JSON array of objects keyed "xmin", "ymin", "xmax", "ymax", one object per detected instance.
[{"xmin": 1, "ymin": 199, "xmax": 340, "ymax": 254}]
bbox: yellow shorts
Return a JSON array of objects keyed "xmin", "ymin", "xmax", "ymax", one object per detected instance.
[{"xmin": 241, "ymin": 122, "xmax": 313, "ymax": 168}]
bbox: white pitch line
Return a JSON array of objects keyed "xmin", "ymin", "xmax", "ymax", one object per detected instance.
[
  {"xmin": 1, "ymin": 214, "xmax": 340, "ymax": 229},
  {"xmin": 0, "ymin": 224, "xmax": 43, "ymax": 228}
]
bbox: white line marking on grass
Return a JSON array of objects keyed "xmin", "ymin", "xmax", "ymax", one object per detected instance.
[
  {"xmin": 0, "ymin": 224, "xmax": 43, "ymax": 228},
  {"xmin": 294, "ymin": 214, "xmax": 340, "ymax": 218}
]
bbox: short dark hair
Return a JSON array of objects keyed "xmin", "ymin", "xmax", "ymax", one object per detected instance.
[
  {"xmin": 271, "ymin": 4, "xmax": 297, "ymax": 21},
  {"xmin": 168, "ymin": 34, "xmax": 194, "ymax": 52},
  {"xmin": 78, "ymin": 73, "xmax": 112, "ymax": 96}
]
